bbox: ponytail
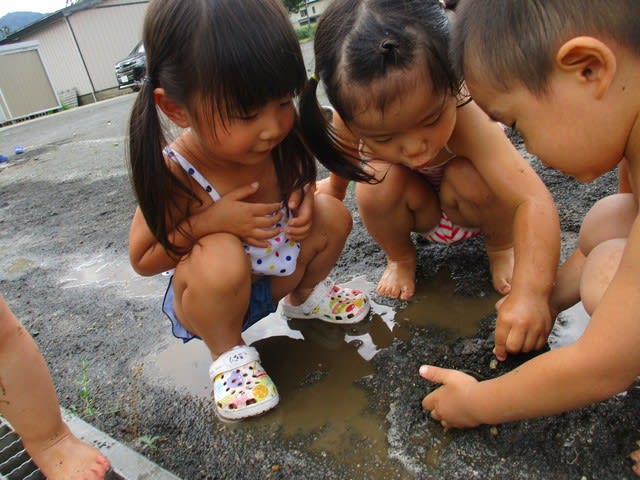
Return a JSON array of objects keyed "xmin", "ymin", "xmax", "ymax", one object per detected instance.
[
  {"xmin": 299, "ymin": 76, "xmax": 374, "ymax": 183},
  {"xmin": 127, "ymin": 79, "xmax": 196, "ymax": 258}
]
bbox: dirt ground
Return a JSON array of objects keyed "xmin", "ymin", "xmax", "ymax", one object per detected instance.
[{"xmin": 1, "ymin": 94, "xmax": 638, "ymax": 479}]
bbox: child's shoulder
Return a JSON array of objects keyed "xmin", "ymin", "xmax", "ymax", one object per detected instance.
[{"xmin": 449, "ymin": 100, "xmax": 511, "ymax": 154}]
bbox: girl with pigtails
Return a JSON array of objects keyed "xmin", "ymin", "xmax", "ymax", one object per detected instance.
[{"xmin": 126, "ymin": 0, "xmax": 369, "ymax": 421}]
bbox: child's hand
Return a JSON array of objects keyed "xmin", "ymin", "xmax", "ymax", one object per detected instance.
[
  {"xmin": 492, "ymin": 293, "xmax": 553, "ymax": 361},
  {"xmin": 316, "ymin": 176, "xmax": 347, "ymax": 200},
  {"xmin": 285, "ymin": 183, "xmax": 315, "ymax": 241},
  {"xmin": 420, "ymin": 365, "xmax": 481, "ymax": 429},
  {"xmin": 215, "ymin": 182, "xmax": 284, "ymax": 248}
]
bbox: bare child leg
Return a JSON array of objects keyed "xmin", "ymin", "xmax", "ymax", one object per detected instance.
[
  {"xmin": 576, "ymin": 193, "xmax": 636, "ymax": 314},
  {"xmin": 573, "ymin": 194, "xmax": 637, "ymax": 472},
  {"xmin": 0, "ymin": 296, "xmax": 110, "ymax": 480},
  {"xmin": 172, "ymin": 233, "xmax": 279, "ymax": 420},
  {"xmin": 172, "ymin": 233, "xmax": 250, "ymax": 357},
  {"xmin": 356, "ymin": 165, "xmax": 440, "ymax": 300},
  {"xmin": 440, "ymin": 158, "xmax": 514, "ymax": 294}
]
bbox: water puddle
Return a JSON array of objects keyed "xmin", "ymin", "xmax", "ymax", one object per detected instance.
[
  {"xmin": 400, "ymin": 270, "xmax": 499, "ymax": 338},
  {"xmin": 59, "ymin": 255, "xmax": 591, "ymax": 474},
  {"xmin": 144, "ymin": 272, "xmax": 497, "ymax": 475},
  {"xmin": 60, "ymin": 254, "xmax": 163, "ymax": 298},
  {"xmin": 5, "ymin": 258, "xmax": 35, "ymax": 274}
]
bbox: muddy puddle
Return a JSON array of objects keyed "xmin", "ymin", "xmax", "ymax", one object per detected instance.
[
  {"xmin": 143, "ymin": 271, "xmax": 498, "ymax": 476},
  {"xmin": 61, "ymin": 256, "xmax": 590, "ymax": 476}
]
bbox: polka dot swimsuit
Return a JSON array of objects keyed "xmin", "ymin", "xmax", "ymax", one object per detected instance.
[{"xmin": 165, "ymin": 147, "xmax": 300, "ymax": 276}]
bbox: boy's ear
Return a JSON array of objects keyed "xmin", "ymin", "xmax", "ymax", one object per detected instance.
[
  {"xmin": 556, "ymin": 36, "xmax": 616, "ymax": 99},
  {"xmin": 153, "ymin": 88, "xmax": 191, "ymax": 128}
]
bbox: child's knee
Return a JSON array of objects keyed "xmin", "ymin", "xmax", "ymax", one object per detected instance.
[
  {"xmin": 580, "ymin": 238, "xmax": 626, "ymax": 314},
  {"xmin": 579, "ymin": 193, "xmax": 636, "ymax": 255},
  {"xmin": 177, "ymin": 233, "xmax": 250, "ymax": 287},
  {"xmin": 441, "ymin": 157, "xmax": 492, "ymax": 205},
  {"xmin": 314, "ymin": 193, "xmax": 352, "ymax": 238},
  {"xmin": 356, "ymin": 165, "xmax": 413, "ymax": 207}
]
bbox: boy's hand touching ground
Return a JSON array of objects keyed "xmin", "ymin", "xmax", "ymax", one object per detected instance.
[
  {"xmin": 492, "ymin": 293, "xmax": 553, "ymax": 361},
  {"xmin": 420, "ymin": 365, "xmax": 481, "ymax": 429}
]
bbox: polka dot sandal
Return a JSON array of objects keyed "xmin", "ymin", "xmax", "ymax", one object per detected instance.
[
  {"xmin": 281, "ymin": 277, "xmax": 370, "ymax": 324},
  {"xmin": 209, "ymin": 345, "xmax": 279, "ymax": 421}
]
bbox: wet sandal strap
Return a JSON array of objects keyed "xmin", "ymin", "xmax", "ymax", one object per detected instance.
[{"xmin": 209, "ymin": 345, "xmax": 260, "ymax": 380}]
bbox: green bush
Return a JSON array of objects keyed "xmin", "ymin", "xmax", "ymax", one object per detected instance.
[{"xmin": 295, "ymin": 23, "xmax": 317, "ymax": 42}]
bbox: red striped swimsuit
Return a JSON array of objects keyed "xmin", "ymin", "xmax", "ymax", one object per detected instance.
[
  {"xmin": 417, "ymin": 152, "xmax": 481, "ymax": 245},
  {"xmin": 359, "ymin": 141, "xmax": 481, "ymax": 246}
]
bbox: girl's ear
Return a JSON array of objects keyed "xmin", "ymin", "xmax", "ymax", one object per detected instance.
[
  {"xmin": 555, "ymin": 36, "xmax": 617, "ymax": 99},
  {"xmin": 154, "ymin": 88, "xmax": 191, "ymax": 128}
]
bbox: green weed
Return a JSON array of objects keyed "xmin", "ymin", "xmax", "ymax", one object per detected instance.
[
  {"xmin": 69, "ymin": 360, "xmax": 119, "ymax": 418},
  {"xmin": 137, "ymin": 434, "xmax": 162, "ymax": 451}
]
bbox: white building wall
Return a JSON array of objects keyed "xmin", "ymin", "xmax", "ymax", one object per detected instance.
[
  {"xmin": 1, "ymin": 0, "xmax": 149, "ymax": 101},
  {"xmin": 290, "ymin": 0, "xmax": 331, "ymax": 27},
  {"xmin": 67, "ymin": 2, "xmax": 148, "ymax": 92},
  {"xmin": 25, "ymin": 21, "xmax": 93, "ymax": 98}
]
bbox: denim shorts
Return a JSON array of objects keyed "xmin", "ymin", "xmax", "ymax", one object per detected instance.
[{"xmin": 161, "ymin": 275, "xmax": 277, "ymax": 343}]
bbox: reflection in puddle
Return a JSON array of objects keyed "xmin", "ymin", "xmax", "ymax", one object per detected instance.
[
  {"xmin": 60, "ymin": 254, "xmax": 163, "ymax": 298},
  {"xmin": 6, "ymin": 258, "xmax": 35, "ymax": 274},
  {"xmin": 401, "ymin": 270, "xmax": 499, "ymax": 338}
]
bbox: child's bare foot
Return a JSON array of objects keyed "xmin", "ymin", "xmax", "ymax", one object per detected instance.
[
  {"xmin": 377, "ymin": 258, "xmax": 417, "ymax": 300},
  {"xmin": 630, "ymin": 446, "xmax": 640, "ymax": 476},
  {"xmin": 25, "ymin": 426, "xmax": 111, "ymax": 480},
  {"xmin": 487, "ymin": 247, "xmax": 514, "ymax": 295}
]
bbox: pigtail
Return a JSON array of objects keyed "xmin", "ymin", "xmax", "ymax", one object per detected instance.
[
  {"xmin": 299, "ymin": 76, "xmax": 374, "ymax": 183},
  {"xmin": 127, "ymin": 78, "xmax": 192, "ymax": 258}
]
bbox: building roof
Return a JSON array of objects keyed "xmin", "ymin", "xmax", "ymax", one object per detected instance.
[{"xmin": 0, "ymin": 0, "xmax": 102, "ymax": 44}]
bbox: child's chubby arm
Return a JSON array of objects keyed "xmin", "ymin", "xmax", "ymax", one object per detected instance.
[
  {"xmin": 449, "ymin": 100, "xmax": 560, "ymax": 360},
  {"xmin": 421, "ymin": 217, "xmax": 640, "ymax": 428},
  {"xmin": 128, "ymin": 182, "xmax": 283, "ymax": 276},
  {"xmin": 316, "ymin": 110, "xmax": 358, "ymax": 201}
]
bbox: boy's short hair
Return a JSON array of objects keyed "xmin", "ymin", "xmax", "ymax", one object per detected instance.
[{"xmin": 451, "ymin": 0, "xmax": 640, "ymax": 94}]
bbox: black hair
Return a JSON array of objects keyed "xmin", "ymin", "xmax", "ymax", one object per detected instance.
[
  {"xmin": 299, "ymin": 0, "xmax": 461, "ymax": 183},
  {"xmin": 127, "ymin": 0, "xmax": 315, "ymax": 257}
]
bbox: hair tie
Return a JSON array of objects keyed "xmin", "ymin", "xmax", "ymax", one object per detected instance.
[
  {"xmin": 310, "ymin": 72, "xmax": 319, "ymax": 82},
  {"xmin": 379, "ymin": 38, "xmax": 398, "ymax": 56},
  {"xmin": 143, "ymin": 75, "xmax": 154, "ymax": 87}
]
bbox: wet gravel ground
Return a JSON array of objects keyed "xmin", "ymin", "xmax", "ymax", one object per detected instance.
[{"xmin": 0, "ymin": 94, "xmax": 638, "ymax": 479}]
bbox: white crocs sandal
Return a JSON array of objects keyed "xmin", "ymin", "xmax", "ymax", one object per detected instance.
[
  {"xmin": 209, "ymin": 345, "xmax": 279, "ymax": 420},
  {"xmin": 281, "ymin": 277, "xmax": 370, "ymax": 324}
]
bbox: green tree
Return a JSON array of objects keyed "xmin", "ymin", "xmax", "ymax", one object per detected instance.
[{"xmin": 281, "ymin": 0, "xmax": 304, "ymax": 13}]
